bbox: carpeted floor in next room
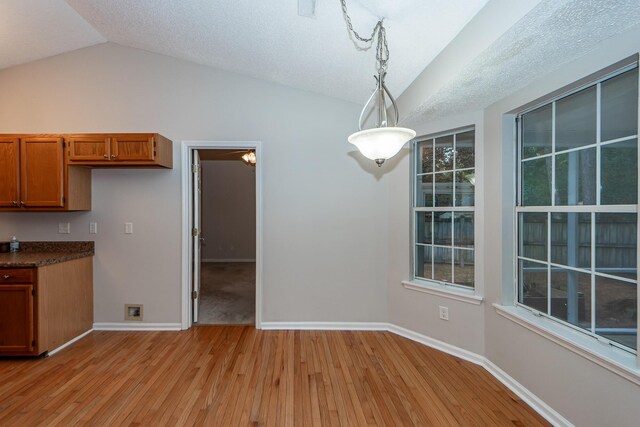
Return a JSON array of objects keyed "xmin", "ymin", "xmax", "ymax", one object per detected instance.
[{"xmin": 198, "ymin": 262, "xmax": 255, "ymax": 325}]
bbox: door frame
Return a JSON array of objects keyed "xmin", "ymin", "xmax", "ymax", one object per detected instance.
[{"xmin": 180, "ymin": 140, "xmax": 263, "ymax": 330}]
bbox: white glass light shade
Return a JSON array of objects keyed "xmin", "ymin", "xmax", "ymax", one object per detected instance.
[{"xmin": 348, "ymin": 127, "xmax": 416, "ymax": 165}]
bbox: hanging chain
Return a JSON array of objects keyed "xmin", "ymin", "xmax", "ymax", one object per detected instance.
[{"xmin": 340, "ymin": 0, "xmax": 389, "ymax": 73}]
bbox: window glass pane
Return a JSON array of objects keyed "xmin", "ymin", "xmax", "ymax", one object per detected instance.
[
  {"xmin": 550, "ymin": 268, "xmax": 591, "ymax": 330},
  {"xmin": 434, "ymin": 172, "xmax": 453, "ymax": 207},
  {"xmin": 417, "ymin": 139, "xmax": 434, "ymax": 173},
  {"xmin": 415, "ymin": 245, "xmax": 432, "ymax": 280},
  {"xmin": 433, "ymin": 212, "xmax": 452, "ymax": 246},
  {"xmin": 601, "ymin": 138, "xmax": 638, "ymax": 205},
  {"xmin": 555, "ymin": 148, "xmax": 596, "ymax": 206},
  {"xmin": 519, "ymin": 259, "xmax": 548, "ymax": 314},
  {"xmin": 433, "ymin": 247, "xmax": 452, "ymax": 283},
  {"xmin": 551, "ymin": 212, "xmax": 591, "ymax": 269},
  {"xmin": 416, "ymin": 174, "xmax": 433, "ymax": 207},
  {"xmin": 416, "ymin": 212, "xmax": 432, "ymax": 245},
  {"xmin": 555, "ymin": 86, "xmax": 597, "ymax": 151},
  {"xmin": 595, "ymin": 275, "xmax": 637, "ymax": 350},
  {"xmin": 455, "ymin": 131, "xmax": 475, "ymax": 169},
  {"xmin": 454, "ymin": 249, "xmax": 474, "ymax": 288},
  {"xmin": 522, "ymin": 104, "xmax": 552, "ymax": 159},
  {"xmin": 519, "ymin": 212, "xmax": 547, "ymax": 262},
  {"xmin": 521, "ymin": 157, "xmax": 552, "ymax": 206},
  {"xmin": 454, "ymin": 212, "xmax": 474, "ymax": 248},
  {"xmin": 595, "ymin": 213, "xmax": 637, "ymax": 280},
  {"xmin": 434, "ymin": 135, "xmax": 454, "ymax": 171},
  {"xmin": 601, "ymin": 68, "xmax": 639, "ymax": 142},
  {"xmin": 455, "ymin": 171, "xmax": 475, "ymax": 207}
]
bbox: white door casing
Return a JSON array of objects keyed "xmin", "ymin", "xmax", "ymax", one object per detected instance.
[
  {"xmin": 181, "ymin": 141, "xmax": 263, "ymax": 330},
  {"xmin": 192, "ymin": 150, "xmax": 202, "ymax": 323}
]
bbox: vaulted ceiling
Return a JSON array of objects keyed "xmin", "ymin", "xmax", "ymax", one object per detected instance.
[
  {"xmin": 1, "ymin": 0, "xmax": 639, "ymax": 125},
  {"xmin": 2, "ymin": 0, "xmax": 488, "ymax": 104}
]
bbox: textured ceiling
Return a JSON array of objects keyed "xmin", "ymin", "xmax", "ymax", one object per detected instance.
[
  {"xmin": 2, "ymin": 0, "xmax": 634, "ymax": 125},
  {"xmin": 63, "ymin": 0, "xmax": 489, "ymax": 104},
  {"xmin": 0, "ymin": 0, "xmax": 105, "ymax": 69},
  {"xmin": 403, "ymin": 0, "xmax": 640, "ymax": 126}
]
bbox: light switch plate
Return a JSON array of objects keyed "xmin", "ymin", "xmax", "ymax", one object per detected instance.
[
  {"xmin": 89, "ymin": 222, "xmax": 97, "ymax": 234},
  {"xmin": 125, "ymin": 222, "xmax": 133, "ymax": 234},
  {"xmin": 58, "ymin": 222, "xmax": 71, "ymax": 234}
]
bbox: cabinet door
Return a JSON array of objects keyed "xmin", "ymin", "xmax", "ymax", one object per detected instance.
[
  {"xmin": 0, "ymin": 284, "xmax": 34, "ymax": 354},
  {"xmin": 0, "ymin": 138, "xmax": 20, "ymax": 207},
  {"xmin": 20, "ymin": 138, "xmax": 64, "ymax": 207},
  {"xmin": 111, "ymin": 134, "xmax": 155, "ymax": 162},
  {"xmin": 68, "ymin": 135, "xmax": 110, "ymax": 162}
]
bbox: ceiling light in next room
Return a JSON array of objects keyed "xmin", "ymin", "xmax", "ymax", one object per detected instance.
[{"xmin": 298, "ymin": 0, "xmax": 317, "ymax": 19}]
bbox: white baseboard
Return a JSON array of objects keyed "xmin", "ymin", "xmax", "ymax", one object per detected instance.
[
  {"xmin": 261, "ymin": 321, "xmax": 388, "ymax": 331},
  {"xmin": 260, "ymin": 321, "xmax": 570, "ymax": 426},
  {"xmin": 483, "ymin": 359, "xmax": 572, "ymax": 427},
  {"xmin": 387, "ymin": 324, "xmax": 485, "ymax": 366},
  {"xmin": 93, "ymin": 322, "xmax": 182, "ymax": 331},
  {"xmin": 201, "ymin": 258, "xmax": 256, "ymax": 263},
  {"xmin": 47, "ymin": 329, "xmax": 94, "ymax": 356}
]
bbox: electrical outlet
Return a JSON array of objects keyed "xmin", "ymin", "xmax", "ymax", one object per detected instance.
[
  {"xmin": 125, "ymin": 222, "xmax": 133, "ymax": 234},
  {"xmin": 58, "ymin": 222, "xmax": 71, "ymax": 234},
  {"xmin": 439, "ymin": 306, "xmax": 449, "ymax": 321},
  {"xmin": 89, "ymin": 222, "xmax": 98, "ymax": 234}
]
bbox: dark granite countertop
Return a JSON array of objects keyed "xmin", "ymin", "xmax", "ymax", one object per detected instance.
[{"xmin": 0, "ymin": 241, "xmax": 94, "ymax": 267}]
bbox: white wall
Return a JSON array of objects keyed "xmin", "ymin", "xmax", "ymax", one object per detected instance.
[
  {"xmin": 0, "ymin": 42, "xmax": 389, "ymax": 324},
  {"xmin": 200, "ymin": 160, "xmax": 256, "ymax": 262},
  {"xmin": 387, "ymin": 22, "xmax": 640, "ymax": 427}
]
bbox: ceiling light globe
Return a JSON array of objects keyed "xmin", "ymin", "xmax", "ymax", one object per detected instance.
[{"xmin": 348, "ymin": 127, "xmax": 416, "ymax": 166}]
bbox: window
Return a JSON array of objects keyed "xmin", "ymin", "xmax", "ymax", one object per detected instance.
[
  {"xmin": 412, "ymin": 127, "xmax": 475, "ymax": 289},
  {"xmin": 517, "ymin": 64, "xmax": 638, "ymax": 353}
]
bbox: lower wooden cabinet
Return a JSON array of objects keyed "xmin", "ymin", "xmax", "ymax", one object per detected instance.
[
  {"xmin": 0, "ymin": 257, "xmax": 93, "ymax": 356},
  {"xmin": 0, "ymin": 283, "xmax": 34, "ymax": 354}
]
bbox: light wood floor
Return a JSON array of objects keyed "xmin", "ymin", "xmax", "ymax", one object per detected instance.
[{"xmin": 0, "ymin": 327, "xmax": 549, "ymax": 426}]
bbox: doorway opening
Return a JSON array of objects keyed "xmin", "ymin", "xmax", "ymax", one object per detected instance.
[{"xmin": 181, "ymin": 141, "xmax": 262, "ymax": 330}]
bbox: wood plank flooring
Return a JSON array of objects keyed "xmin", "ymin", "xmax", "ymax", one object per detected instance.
[{"xmin": 0, "ymin": 327, "xmax": 550, "ymax": 426}]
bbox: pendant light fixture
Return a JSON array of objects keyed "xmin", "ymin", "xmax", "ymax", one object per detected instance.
[{"xmin": 341, "ymin": 0, "xmax": 416, "ymax": 167}]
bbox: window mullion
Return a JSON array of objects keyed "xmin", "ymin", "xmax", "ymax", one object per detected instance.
[
  {"xmin": 591, "ymin": 211, "xmax": 596, "ymax": 334},
  {"xmin": 547, "ymin": 212, "xmax": 552, "ymax": 315},
  {"xmin": 636, "ymin": 67, "xmax": 640, "ymax": 366},
  {"xmin": 551, "ymin": 101, "xmax": 556, "ymax": 207},
  {"xmin": 596, "ymin": 82, "xmax": 602, "ymax": 206}
]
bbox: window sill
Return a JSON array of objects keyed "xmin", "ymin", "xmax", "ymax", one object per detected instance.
[
  {"xmin": 402, "ymin": 280, "xmax": 484, "ymax": 305},
  {"xmin": 493, "ymin": 303, "xmax": 640, "ymax": 386}
]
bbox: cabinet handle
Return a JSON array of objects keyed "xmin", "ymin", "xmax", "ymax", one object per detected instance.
[
  {"xmin": 2, "ymin": 275, "xmax": 11, "ymax": 279},
  {"xmin": 111, "ymin": 154, "xmax": 118, "ymax": 159},
  {"xmin": 12, "ymin": 201, "xmax": 18, "ymax": 206},
  {"xmin": 103, "ymin": 154, "xmax": 109, "ymax": 159},
  {"xmin": 19, "ymin": 201, "xmax": 25, "ymax": 207}
]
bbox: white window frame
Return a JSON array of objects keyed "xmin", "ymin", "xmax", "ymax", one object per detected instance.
[
  {"xmin": 410, "ymin": 126, "xmax": 478, "ymax": 297},
  {"xmin": 514, "ymin": 62, "xmax": 639, "ymax": 357}
]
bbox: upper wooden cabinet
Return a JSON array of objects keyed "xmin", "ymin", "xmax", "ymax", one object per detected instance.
[
  {"xmin": 67, "ymin": 133, "xmax": 172, "ymax": 168},
  {"xmin": 21, "ymin": 137, "xmax": 64, "ymax": 208},
  {"xmin": 0, "ymin": 133, "xmax": 171, "ymax": 211},
  {"xmin": 0, "ymin": 137, "xmax": 89, "ymax": 210},
  {"xmin": 0, "ymin": 137, "xmax": 20, "ymax": 207}
]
